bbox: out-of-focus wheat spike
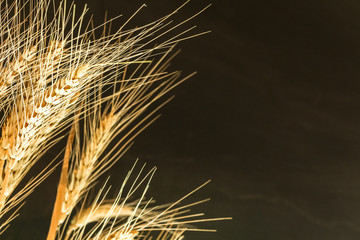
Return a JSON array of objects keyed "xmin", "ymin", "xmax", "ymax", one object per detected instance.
[
  {"xmin": 60, "ymin": 112, "xmax": 118, "ymax": 223},
  {"xmin": 66, "ymin": 168, "xmax": 228, "ymax": 240},
  {"xmin": 68, "ymin": 204, "xmax": 137, "ymax": 236},
  {"xmin": 141, "ymin": 226, "xmax": 185, "ymax": 240},
  {"xmin": 92, "ymin": 230, "xmax": 139, "ymax": 240}
]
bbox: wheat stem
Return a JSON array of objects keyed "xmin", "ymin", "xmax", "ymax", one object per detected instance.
[{"xmin": 47, "ymin": 123, "xmax": 76, "ymax": 240}]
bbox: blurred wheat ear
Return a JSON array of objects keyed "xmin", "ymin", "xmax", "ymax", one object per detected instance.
[{"xmin": 0, "ymin": 0, "xmax": 230, "ymax": 239}]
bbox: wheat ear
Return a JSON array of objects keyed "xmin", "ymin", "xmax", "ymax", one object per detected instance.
[{"xmin": 0, "ymin": 0, "xmax": 229, "ymax": 238}]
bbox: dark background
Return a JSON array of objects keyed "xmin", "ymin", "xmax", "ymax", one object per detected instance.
[{"xmin": 8, "ymin": 0, "xmax": 360, "ymax": 239}]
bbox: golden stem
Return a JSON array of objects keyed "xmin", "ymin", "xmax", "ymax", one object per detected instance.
[{"xmin": 46, "ymin": 124, "xmax": 76, "ymax": 240}]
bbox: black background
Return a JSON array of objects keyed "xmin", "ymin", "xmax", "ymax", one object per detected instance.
[{"xmin": 8, "ymin": 0, "xmax": 360, "ymax": 239}]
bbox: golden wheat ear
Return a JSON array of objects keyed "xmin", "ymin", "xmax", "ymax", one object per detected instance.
[
  {"xmin": 0, "ymin": 0, "xmax": 229, "ymax": 238},
  {"xmin": 0, "ymin": 0, "xmax": 204, "ymax": 224}
]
